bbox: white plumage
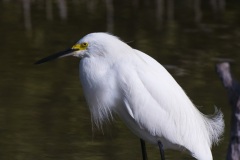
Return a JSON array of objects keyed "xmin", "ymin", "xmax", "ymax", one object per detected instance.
[
  {"xmin": 36, "ymin": 32, "xmax": 224, "ymax": 160},
  {"xmin": 77, "ymin": 33, "xmax": 224, "ymax": 160}
]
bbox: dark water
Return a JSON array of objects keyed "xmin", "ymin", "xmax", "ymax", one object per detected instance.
[{"xmin": 1, "ymin": 0, "xmax": 240, "ymax": 159}]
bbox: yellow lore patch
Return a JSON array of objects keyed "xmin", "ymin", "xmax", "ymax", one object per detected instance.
[{"xmin": 72, "ymin": 42, "xmax": 88, "ymax": 50}]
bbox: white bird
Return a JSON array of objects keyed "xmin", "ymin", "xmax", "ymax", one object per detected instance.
[{"xmin": 35, "ymin": 32, "xmax": 224, "ymax": 160}]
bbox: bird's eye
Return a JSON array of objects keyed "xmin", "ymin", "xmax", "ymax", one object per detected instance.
[{"xmin": 81, "ymin": 42, "xmax": 88, "ymax": 47}]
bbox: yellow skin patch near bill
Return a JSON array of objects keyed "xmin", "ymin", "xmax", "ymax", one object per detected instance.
[{"xmin": 72, "ymin": 42, "xmax": 88, "ymax": 50}]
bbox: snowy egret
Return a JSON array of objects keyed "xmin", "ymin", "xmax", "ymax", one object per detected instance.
[{"xmin": 35, "ymin": 32, "xmax": 224, "ymax": 160}]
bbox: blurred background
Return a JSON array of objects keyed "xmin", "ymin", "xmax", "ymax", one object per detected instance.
[{"xmin": 0, "ymin": 0, "xmax": 240, "ymax": 159}]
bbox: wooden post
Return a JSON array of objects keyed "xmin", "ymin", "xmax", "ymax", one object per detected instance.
[{"xmin": 216, "ymin": 62, "xmax": 240, "ymax": 160}]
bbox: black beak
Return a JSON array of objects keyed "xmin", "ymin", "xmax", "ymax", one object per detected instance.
[{"xmin": 35, "ymin": 48, "xmax": 78, "ymax": 65}]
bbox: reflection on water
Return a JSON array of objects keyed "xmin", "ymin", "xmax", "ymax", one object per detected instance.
[
  {"xmin": 15, "ymin": 0, "xmax": 228, "ymax": 32},
  {"xmin": 0, "ymin": 0, "xmax": 240, "ymax": 159}
]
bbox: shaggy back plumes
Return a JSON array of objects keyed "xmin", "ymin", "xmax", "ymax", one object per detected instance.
[{"xmin": 203, "ymin": 108, "xmax": 224, "ymax": 146}]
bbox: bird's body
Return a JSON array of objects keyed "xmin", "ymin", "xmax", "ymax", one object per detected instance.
[{"xmin": 36, "ymin": 32, "xmax": 224, "ymax": 160}]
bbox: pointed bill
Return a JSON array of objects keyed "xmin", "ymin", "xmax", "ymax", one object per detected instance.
[{"xmin": 34, "ymin": 48, "xmax": 78, "ymax": 65}]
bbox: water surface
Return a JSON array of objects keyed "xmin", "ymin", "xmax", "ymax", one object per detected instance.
[{"xmin": 1, "ymin": 0, "xmax": 240, "ymax": 159}]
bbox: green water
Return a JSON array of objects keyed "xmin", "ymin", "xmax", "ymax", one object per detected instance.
[{"xmin": 0, "ymin": 0, "xmax": 240, "ymax": 159}]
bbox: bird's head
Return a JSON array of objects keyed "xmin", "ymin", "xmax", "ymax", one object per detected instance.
[{"xmin": 35, "ymin": 32, "xmax": 128, "ymax": 64}]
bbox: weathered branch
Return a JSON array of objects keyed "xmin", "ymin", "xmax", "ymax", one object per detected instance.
[{"xmin": 216, "ymin": 62, "xmax": 240, "ymax": 160}]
